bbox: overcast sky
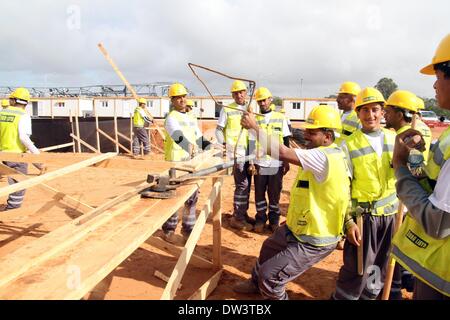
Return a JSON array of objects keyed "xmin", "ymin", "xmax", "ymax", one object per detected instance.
[{"xmin": 0, "ymin": 0, "xmax": 448, "ymax": 98}]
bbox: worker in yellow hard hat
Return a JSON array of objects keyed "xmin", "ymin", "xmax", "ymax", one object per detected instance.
[
  {"xmin": 336, "ymin": 81, "xmax": 362, "ymax": 139},
  {"xmin": 0, "ymin": 88, "xmax": 46, "ymax": 211},
  {"xmin": 216, "ymin": 80, "xmax": 254, "ymax": 231},
  {"xmin": 332, "ymin": 87, "xmax": 399, "ymax": 300},
  {"xmin": 390, "ymin": 33, "xmax": 450, "ymax": 300},
  {"xmin": 1, "ymin": 99, "xmax": 9, "ymax": 109},
  {"xmin": 161, "ymin": 83, "xmax": 213, "ymax": 243},
  {"xmin": 132, "ymin": 97, "xmax": 153, "ymax": 158},
  {"xmin": 250, "ymin": 87, "xmax": 291, "ymax": 234},
  {"xmin": 234, "ymin": 105, "xmax": 350, "ymax": 299}
]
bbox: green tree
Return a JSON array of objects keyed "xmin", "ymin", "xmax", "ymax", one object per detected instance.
[
  {"xmin": 375, "ymin": 78, "xmax": 398, "ymax": 100},
  {"xmin": 272, "ymin": 96, "xmax": 283, "ymax": 106},
  {"xmin": 325, "ymin": 94, "xmax": 337, "ymax": 99}
]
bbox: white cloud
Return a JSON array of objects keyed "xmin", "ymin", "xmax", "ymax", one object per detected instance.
[{"xmin": 0, "ymin": 0, "xmax": 446, "ymax": 98}]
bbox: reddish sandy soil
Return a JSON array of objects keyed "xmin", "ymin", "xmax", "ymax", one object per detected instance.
[{"xmin": 0, "ymin": 120, "xmax": 446, "ymax": 300}]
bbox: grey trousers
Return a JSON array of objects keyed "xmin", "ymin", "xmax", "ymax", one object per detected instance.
[
  {"xmin": 3, "ymin": 161, "xmax": 28, "ymax": 210},
  {"xmin": 254, "ymin": 165, "xmax": 283, "ymax": 225},
  {"xmin": 233, "ymin": 162, "xmax": 252, "ymax": 221},
  {"xmin": 132, "ymin": 127, "xmax": 150, "ymax": 156},
  {"xmin": 250, "ymin": 224, "xmax": 336, "ymax": 300},
  {"xmin": 333, "ymin": 214, "xmax": 395, "ymax": 300},
  {"xmin": 162, "ymin": 189, "xmax": 198, "ymax": 233}
]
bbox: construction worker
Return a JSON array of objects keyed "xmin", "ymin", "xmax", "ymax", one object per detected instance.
[
  {"xmin": 162, "ymin": 83, "xmax": 212, "ymax": 243},
  {"xmin": 390, "ymin": 34, "xmax": 450, "ymax": 300},
  {"xmin": 332, "ymin": 87, "xmax": 399, "ymax": 300},
  {"xmin": 1, "ymin": 99, "xmax": 9, "ymax": 109},
  {"xmin": 0, "ymin": 88, "xmax": 46, "ymax": 210},
  {"xmin": 234, "ymin": 105, "xmax": 350, "ymax": 299},
  {"xmin": 336, "ymin": 81, "xmax": 362, "ymax": 139},
  {"xmin": 132, "ymin": 98, "xmax": 152, "ymax": 158},
  {"xmin": 251, "ymin": 87, "xmax": 291, "ymax": 233},
  {"xmin": 216, "ymin": 80, "xmax": 254, "ymax": 231},
  {"xmin": 186, "ymin": 99, "xmax": 195, "ymax": 116}
]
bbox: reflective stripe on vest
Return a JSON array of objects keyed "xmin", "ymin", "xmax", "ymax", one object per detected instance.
[
  {"xmin": 164, "ymin": 110, "xmax": 197, "ymax": 162},
  {"xmin": 286, "ymin": 145, "xmax": 350, "ymax": 247},
  {"xmin": 224, "ymin": 103, "xmax": 248, "ymax": 149},
  {"xmin": 255, "ymin": 110, "xmax": 286, "ymax": 162},
  {"xmin": 0, "ymin": 106, "xmax": 27, "ymax": 153},
  {"xmin": 341, "ymin": 110, "xmax": 360, "ymax": 136},
  {"xmin": 425, "ymin": 126, "xmax": 450, "ymax": 180},
  {"xmin": 346, "ymin": 128, "xmax": 398, "ymax": 216}
]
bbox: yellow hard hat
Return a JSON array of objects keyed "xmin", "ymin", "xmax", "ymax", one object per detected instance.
[
  {"xmin": 186, "ymin": 99, "xmax": 195, "ymax": 107},
  {"xmin": 421, "ymin": 34, "xmax": 450, "ymax": 75},
  {"xmin": 301, "ymin": 104, "xmax": 342, "ymax": 131},
  {"xmin": 416, "ymin": 97, "xmax": 425, "ymax": 110},
  {"xmin": 230, "ymin": 80, "xmax": 247, "ymax": 93},
  {"xmin": 169, "ymin": 83, "xmax": 188, "ymax": 97},
  {"xmin": 355, "ymin": 87, "xmax": 385, "ymax": 109},
  {"xmin": 338, "ymin": 81, "xmax": 361, "ymax": 96},
  {"xmin": 255, "ymin": 87, "xmax": 272, "ymax": 101},
  {"xmin": 137, "ymin": 97, "xmax": 147, "ymax": 105},
  {"xmin": 2, "ymin": 99, "xmax": 9, "ymax": 107},
  {"xmin": 279, "ymin": 108, "xmax": 286, "ymax": 114},
  {"xmin": 9, "ymin": 87, "xmax": 30, "ymax": 103},
  {"xmin": 385, "ymin": 90, "xmax": 418, "ymax": 113}
]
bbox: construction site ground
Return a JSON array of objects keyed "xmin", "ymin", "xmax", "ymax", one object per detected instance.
[{"xmin": 0, "ymin": 121, "xmax": 447, "ymax": 300}]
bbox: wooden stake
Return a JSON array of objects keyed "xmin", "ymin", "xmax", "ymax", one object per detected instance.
[
  {"xmin": 113, "ymin": 100, "xmax": 119, "ymax": 153},
  {"xmin": 70, "ymin": 134, "xmax": 99, "ymax": 154},
  {"xmin": 40, "ymin": 142, "xmax": 75, "ymax": 152},
  {"xmin": 95, "ymin": 111, "xmax": 101, "ymax": 153},
  {"xmin": 212, "ymin": 177, "xmax": 223, "ymax": 270},
  {"xmin": 75, "ymin": 109, "xmax": 81, "ymax": 153},
  {"xmin": 357, "ymin": 215, "xmax": 364, "ymax": 276},
  {"xmin": 69, "ymin": 109, "xmax": 76, "ymax": 153},
  {"xmin": 97, "ymin": 128, "xmax": 131, "ymax": 154}
]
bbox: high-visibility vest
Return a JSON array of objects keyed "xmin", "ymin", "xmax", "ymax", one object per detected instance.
[
  {"xmin": 223, "ymin": 103, "xmax": 248, "ymax": 150},
  {"xmin": 254, "ymin": 110, "xmax": 285, "ymax": 162},
  {"xmin": 286, "ymin": 145, "xmax": 350, "ymax": 246},
  {"xmin": 133, "ymin": 107, "xmax": 145, "ymax": 128},
  {"xmin": 341, "ymin": 110, "xmax": 360, "ymax": 136},
  {"xmin": 391, "ymin": 127, "xmax": 450, "ymax": 297},
  {"xmin": 0, "ymin": 106, "xmax": 27, "ymax": 153},
  {"xmin": 346, "ymin": 128, "xmax": 398, "ymax": 215},
  {"xmin": 397, "ymin": 121, "xmax": 432, "ymax": 165},
  {"xmin": 164, "ymin": 110, "xmax": 197, "ymax": 162}
]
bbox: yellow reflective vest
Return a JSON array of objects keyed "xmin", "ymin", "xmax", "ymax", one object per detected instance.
[
  {"xmin": 346, "ymin": 128, "xmax": 398, "ymax": 215},
  {"xmin": 341, "ymin": 110, "xmax": 360, "ymax": 136},
  {"xmin": 397, "ymin": 121, "xmax": 432, "ymax": 165},
  {"xmin": 0, "ymin": 106, "xmax": 27, "ymax": 153},
  {"xmin": 164, "ymin": 110, "xmax": 197, "ymax": 162},
  {"xmin": 133, "ymin": 107, "xmax": 146, "ymax": 128},
  {"xmin": 286, "ymin": 145, "xmax": 350, "ymax": 246},
  {"xmin": 224, "ymin": 103, "xmax": 248, "ymax": 150},
  {"xmin": 392, "ymin": 126, "xmax": 450, "ymax": 297},
  {"xmin": 254, "ymin": 110, "xmax": 285, "ymax": 162}
]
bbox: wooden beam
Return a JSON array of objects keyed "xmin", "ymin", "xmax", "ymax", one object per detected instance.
[
  {"xmin": 40, "ymin": 142, "xmax": 75, "ymax": 152},
  {"xmin": 95, "ymin": 113, "xmax": 101, "ymax": 152},
  {"xmin": 74, "ymin": 110, "xmax": 81, "ymax": 153},
  {"xmin": 0, "ymin": 152, "xmax": 116, "ymax": 198},
  {"xmin": 117, "ymin": 131, "xmax": 131, "ymax": 143},
  {"xmin": 188, "ymin": 269, "xmax": 223, "ymax": 300},
  {"xmin": 212, "ymin": 177, "xmax": 223, "ymax": 270},
  {"xmin": 97, "ymin": 128, "xmax": 132, "ymax": 154},
  {"xmin": 69, "ymin": 109, "xmax": 76, "ymax": 153},
  {"xmin": 113, "ymin": 101, "xmax": 119, "ymax": 153},
  {"xmin": 0, "ymin": 152, "xmax": 93, "ymax": 164},
  {"xmin": 70, "ymin": 134, "xmax": 99, "ymax": 153},
  {"xmin": 160, "ymin": 179, "xmax": 221, "ymax": 300}
]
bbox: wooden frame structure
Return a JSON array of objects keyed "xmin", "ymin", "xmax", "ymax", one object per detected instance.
[{"xmin": 0, "ymin": 152, "xmax": 224, "ymax": 300}]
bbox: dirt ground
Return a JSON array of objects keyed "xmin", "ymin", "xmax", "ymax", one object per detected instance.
[{"xmin": 0, "ymin": 121, "xmax": 447, "ymax": 300}]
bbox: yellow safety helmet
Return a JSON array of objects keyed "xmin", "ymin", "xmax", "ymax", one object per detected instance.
[
  {"xmin": 186, "ymin": 99, "xmax": 195, "ymax": 107},
  {"xmin": 2, "ymin": 99, "xmax": 9, "ymax": 107},
  {"xmin": 301, "ymin": 104, "xmax": 342, "ymax": 131},
  {"xmin": 230, "ymin": 80, "xmax": 247, "ymax": 93},
  {"xmin": 279, "ymin": 108, "xmax": 286, "ymax": 114},
  {"xmin": 255, "ymin": 87, "xmax": 272, "ymax": 101},
  {"xmin": 338, "ymin": 81, "xmax": 361, "ymax": 96},
  {"xmin": 385, "ymin": 90, "xmax": 419, "ymax": 113},
  {"xmin": 9, "ymin": 87, "xmax": 30, "ymax": 104},
  {"xmin": 355, "ymin": 87, "xmax": 385, "ymax": 109},
  {"xmin": 421, "ymin": 33, "xmax": 450, "ymax": 75},
  {"xmin": 137, "ymin": 97, "xmax": 147, "ymax": 105},
  {"xmin": 169, "ymin": 83, "xmax": 188, "ymax": 97},
  {"xmin": 416, "ymin": 97, "xmax": 425, "ymax": 110}
]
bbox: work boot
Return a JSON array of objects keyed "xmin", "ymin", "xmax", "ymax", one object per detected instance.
[
  {"xmin": 181, "ymin": 229, "xmax": 191, "ymax": 243},
  {"xmin": 162, "ymin": 230, "xmax": 176, "ymax": 244},
  {"xmin": 229, "ymin": 216, "xmax": 253, "ymax": 231},
  {"xmin": 253, "ymin": 222, "xmax": 265, "ymax": 233},
  {"xmin": 233, "ymin": 280, "xmax": 259, "ymax": 294}
]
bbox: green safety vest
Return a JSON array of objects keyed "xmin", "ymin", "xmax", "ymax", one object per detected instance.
[
  {"xmin": 133, "ymin": 107, "xmax": 145, "ymax": 128},
  {"xmin": 346, "ymin": 128, "xmax": 398, "ymax": 215},
  {"xmin": 254, "ymin": 109, "xmax": 285, "ymax": 162},
  {"xmin": 0, "ymin": 106, "xmax": 27, "ymax": 153},
  {"xmin": 224, "ymin": 103, "xmax": 248, "ymax": 149},
  {"xmin": 164, "ymin": 110, "xmax": 197, "ymax": 162},
  {"xmin": 392, "ymin": 126, "xmax": 450, "ymax": 297},
  {"xmin": 286, "ymin": 145, "xmax": 350, "ymax": 246}
]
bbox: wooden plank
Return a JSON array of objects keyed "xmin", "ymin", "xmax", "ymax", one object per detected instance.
[
  {"xmin": 154, "ymin": 270, "xmax": 182, "ymax": 290},
  {"xmin": 70, "ymin": 134, "xmax": 99, "ymax": 154},
  {"xmin": 129, "ymin": 116, "xmax": 133, "ymax": 155},
  {"xmin": 117, "ymin": 131, "xmax": 131, "ymax": 143},
  {"xmin": 0, "ymin": 152, "xmax": 94, "ymax": 164},
  {"xmin": 97, "ymin": 128, "xmax": 131, "ymax": 154},
  {"xmin": 113, "ymin": 101, "xmax": 119, "ymax": 153},
  {"xmin": 160, "ymin": 179, "xmax": 221, "ymax": 300},
  {"xmin": 74, "ymin": 110, "xmax": 81, "ymax": 153},
  {"xmin": 188, "ymin": 269, "xmax": 223, "ymax": 300},
  {"xmin": 40, "ymin": 142, "xmax": 75, "ymax": 152},
  {"xmin": 95, "ymin": 113, "xmax": 101, "ymax": 152},
  {"xmin": 212, "ymin": 178, "xmax": 223, "ymax": 270},
  {"xmin": 146, "ymin": 237, "xmax": 213, "ymax": 269},
  {"xmin": 0, "ymin": 153, "xmax": 116, "ymax": 198},
  {"xmin": 69, "ymin": 109, "xmax": 76, "ymax": 153}
]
